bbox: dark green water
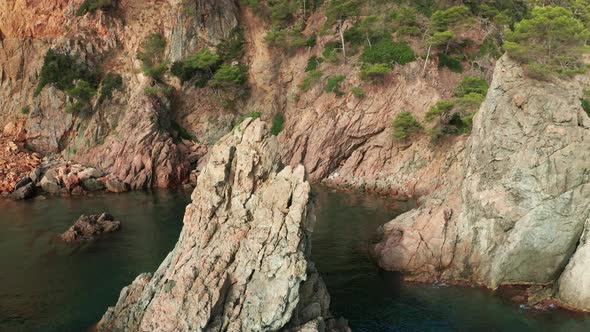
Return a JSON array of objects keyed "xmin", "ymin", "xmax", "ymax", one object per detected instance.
[
  {"xmin": 0, "ymin": 190, "xmax": 190, "ymax": 332},
  {"xmin": 0, "ymin": 188, "xmax": 589, "ymax": 332},
  {"xmin": 311, "ymin": 188, "xmax": 590, "ymax": 332}
]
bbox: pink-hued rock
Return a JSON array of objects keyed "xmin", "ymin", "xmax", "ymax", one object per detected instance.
[
  {"xmin": 60, "ymin": 213, "xmax": 121, "ymax": 242},
  {"xmin": 97, "ymin": 119, "xmax": 349, "ymax": 332},
  {"xmin": 63, "ymin": 173, "xmax": 79, "ymax": 190}
]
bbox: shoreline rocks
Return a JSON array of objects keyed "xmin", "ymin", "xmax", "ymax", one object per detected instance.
[
  {"xmin": 97, "ymin": 119, "xmax": 349, "ymax": 332},
  {"xmin": 60, "ymin": 213, "xmax": 121, "ymax": 242}
]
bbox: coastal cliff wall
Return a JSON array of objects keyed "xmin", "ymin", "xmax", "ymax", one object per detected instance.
[{"xmin": 374, "ymin": 55, "xmax": 590, "ymax": 310}]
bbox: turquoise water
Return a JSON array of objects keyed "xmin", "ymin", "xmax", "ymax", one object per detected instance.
[{"xmin": 0, "ymin": 188, "xmax": 589, "ymax": 331}]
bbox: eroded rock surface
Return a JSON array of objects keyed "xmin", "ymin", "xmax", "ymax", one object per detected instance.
[
  {"xmin": 60, "ymin": 212, "xmax": 121, "ymax": 242},
  {"xmin": 374, "ymin": 55, "xmax": 590, "ymax": 309},
  {"xmin": 97, "ymin": 119, "xmax": 348, "ymax": 332}
]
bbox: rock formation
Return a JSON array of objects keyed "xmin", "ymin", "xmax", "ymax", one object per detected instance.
[
  {"xmin": 97, "ymin": 119, "xmax": 348, "ymax": 332},
  {"xmin": 61, "ymin": 212, "xmax": 121, "ymax": 242},
  {"xmin": 373, "ymin": 55, "xmax": 590, "ymax": 310}
]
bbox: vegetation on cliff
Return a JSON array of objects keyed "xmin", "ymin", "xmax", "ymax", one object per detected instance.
[
  {"xmin": 77, "ymin": 0, "xmax": 114, "ymax": 16},
  {"xmin": 505, "ymin": 5, "xmax": 590, "ymax": 79},
  {"xmin": 138, "ymin": 33, "xmax": 168, "ymax": 80}
]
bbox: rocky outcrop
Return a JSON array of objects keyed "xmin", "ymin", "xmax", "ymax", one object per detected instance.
[
  {"xmin": 373, "ymin": 55, "xmax": 590, "ymax": 310},
  {"xmin": 77, "ymin": 87, "xmax": 191, "ymax": 190},
  {"xmin": 97, "ymin": 119, "xmax": 348, "ymax": 332},
  {"xmin": 60, "ymin": 212, "xmax": 121, "ymax": 242},
  {"xmin": 25, "ymin": 86, "xmax": 72, "ymax": 153}
]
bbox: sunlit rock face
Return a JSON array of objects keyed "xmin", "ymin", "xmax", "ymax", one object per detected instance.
[
  {"xmin": 97, "ymin": 119, "xmax": 349, "ymax": 332},
  {"xmin": 374, "ymin": 55, "xmax": 590, "ymax": 310}
]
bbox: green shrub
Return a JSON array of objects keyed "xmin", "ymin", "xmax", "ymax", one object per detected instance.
[
  {"xmin": 392, "ymin": 112, "xmax": 422, "ymax": 141},
  {"xmin": 67, "ymin": 80, "xmax": 96, "ymax": 103},
  {"xmin": 172, "ymin": 48, "xmax": 222, "ymax": 85},
  {"xmin": 21, "ymin": 106, "xmax": 30, "ymax": 114},
  {"xmin": 325, "ymin": 75, "xmax": 346, "ymax": 96},
  {"xmin": 210, "ymin": 64, "xmax": 249, "ymax": 89},
  {"xmin": 218, "ymin": 28, "xmax": 245, "ymax": 62},
  {"xmin": 305, "ymin": 56, "xmax": 323, "ymax": 72},
  {"xmin": 171, "ymin": 121, "xmax": 195, "ymax": 141},
  {"xmin": 351, "ymin": 86, "xmax": 365, "ymax": 98},
  {"xmin": 77, "ymin": 0, "xmax": 113, "ymax": 16},
  {"xmin": 477, "ymin": 36, "xmax": 502, "ymax": 59},
  {"xmin": 438, "ymin": 53, "xmax": 463, "ymax": 72},
  {"xmin": 265, "ymin": 24, "xmax": 310, "ymax": 52},
  {"xmin": 144, "ymin": 86, "xmax": 159, "ymax": 96},
  {"xmin": 99, "ymin": 73, "xmax": 123, "ymax": 102},
  {"xmin": 235, "ymin": 111, "xmax": 262, "ymax": 128},
  {"xmin": 431, "ymin": 6, "xmax": 472, "ymax": 32},
  {"xmin": 271, "ymin": 112, "xmax": 285, "ymax": 136},
  {"xmin": 524, "ymin": 63, "xmax": 553, "ymax": 81},
  {"xmin": 457, "ymin": 92, "xmax": 485, "ymax": 110},
  {"xmin": 504, "ymin": 6, "xmax": 590, "ymax": 78},
  {"xmin": 144, "ymin": 86, "xmax": 174, "ymax": 97},
  {"xmin": 428, "ymin": 30, "xmax": 455, "ymax": 48},
  {"xmin": 454, "ymin": 76, "xmax": 489, "ymax": 97},
  {"xmin": 322, "ymin": 41, "xmax": 342, "ymax": 63},
  {"xmin": 35, "ymin": 49, "xmax": 98, "ymax": 96},
  {"xmin": 426, "ymin": 99, "xmax": 456, "ymax": 122},
  {"xmin": 298, "ymin": 70, "xmax": 323, "ymax": 91},
  {"xmin": 360, "ymin": 39, "xmax": 415, "ymax": 65},
  {"xmin": 582, "ymin": 98, "xmax": 590, "ymax": 116},
  {"xmin": 360, "ymin": 63, "xmax": 391, "ymax": 81},
  {"xmin": 138, "ymin": 33, "xmax": 167, "ymax": 79}
]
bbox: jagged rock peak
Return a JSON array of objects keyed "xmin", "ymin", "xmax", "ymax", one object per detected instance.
[{"xmin": 97, "ymin": 118, "xmax": 348, "ymax": 332}]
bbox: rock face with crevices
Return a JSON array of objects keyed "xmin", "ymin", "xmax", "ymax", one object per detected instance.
[
  {"xmin": 97, "ymin": 119, "xmax": 348, "ymax": 332},
  {"xmin": 374, "ymin": 55, "xmax": 590, "ymax": 310}
]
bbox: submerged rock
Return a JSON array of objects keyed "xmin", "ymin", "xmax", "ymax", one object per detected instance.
[
  {"xmin": 60, "ymin": 213, "xmax": 121, "ymax": 242},
  {"xmin": 9, "ymin": 182, "xmax": 35, "ymax": 200},
  {"xmin": 97, "ymin": 119, "xmax": 348, "ymax": 332}
]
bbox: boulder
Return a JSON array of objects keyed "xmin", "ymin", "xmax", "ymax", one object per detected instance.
[
  {"xmin": 9, "ymin": 182, "xmax": 35, "ymax": 200},
  {"xmin": 63, "ymin": 173, "xmax": 79, "ymax": 189},
  {"xmin": 40, "ymin": 173, "xmax": 60, "ymax": 194},
  {"xmin": 14, "ymin": 176, "xmax": 32, "ymax": 190},
  {"xmin": 60, "ymin": 213, "xmax": 121, "ymax": 242},
  {"xmin": 97, "ymin": 119, "xmax": 348, "ymax": 332},
  {"xmin": 29, "ymin": 167, "xmax": 43, "ymax": 184},
  {"xmin": 78, "ymin": 167, "xmax": 104, "ymax": 181},
  {"xmin": 105, "ymin": 178, "xmax": 129, "ymax": 193},
  {"xmin": 81, "ymin": 178, "xmax": 105, "ymax": 192}
]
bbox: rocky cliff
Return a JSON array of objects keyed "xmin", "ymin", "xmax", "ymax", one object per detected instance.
[
  {"xmin": 374, "ymin": 55, "xmax": 590, "ymax": 310},
  {"xmin": 97, "ymin": 119, "xmax": 348, "ymax": 331},
  {"xmin": 1, "ymin": 0, "xmax": 241, "ymax": 190}
]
